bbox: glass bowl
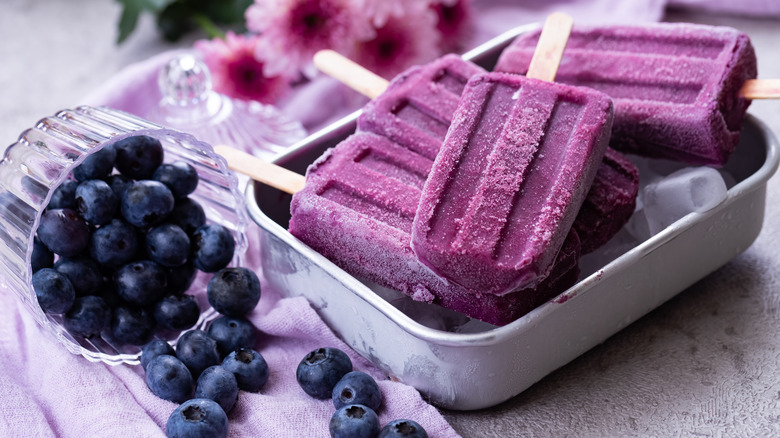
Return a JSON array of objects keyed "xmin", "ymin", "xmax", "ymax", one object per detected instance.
[{"xmin": 0, "ymin": 106, "xmax": 249, "ymax": 365}]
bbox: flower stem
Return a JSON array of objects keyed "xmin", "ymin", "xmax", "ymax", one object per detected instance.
[{"xmin": 192, "ymin": 13, "xmax": 225, "ymax": 40}]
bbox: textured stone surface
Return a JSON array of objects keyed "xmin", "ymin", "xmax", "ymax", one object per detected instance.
[{"xmin": 2, "ymin": 3, "xmax": 780, "ymax": 437}]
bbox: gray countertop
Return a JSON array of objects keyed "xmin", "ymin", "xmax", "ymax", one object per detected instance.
[{"xmin": 2, "ymin": 2, "xmax": 780, "ymax": 436}]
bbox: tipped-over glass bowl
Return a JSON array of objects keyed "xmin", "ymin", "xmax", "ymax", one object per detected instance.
[{"xmin": 0, "ymin": 106, "xmax": 249, "ymax": 365}]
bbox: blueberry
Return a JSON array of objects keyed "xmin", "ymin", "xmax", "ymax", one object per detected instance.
[
  {"xmin": 206, "ymin": 267, "xmax": 261, "ymax": 317},
  {"xmin": 48, "ymin": 180, "xmax": 78, "ymax": 210},
  {"xmin": 106, "ymin": 174, "xmax": 134, "ymax": 199},
  {"xmin": 32, "ymin": 268, "xmax": 75, "ymax": 314},
  {"xmin": 63, "ymin": 295, "xmax": 111, "ymax": 338},
  {"xmin": 378, "ymin": 420, "xmax": 428, "ymax": 438},
  {"xmin": 146, "ymin": 224, "xmax": 190, "ymax": 267},
  {"xmin": 333, "ymin": 371, "xmax": 382, "ymax": 411},
  {"xmin": 145, "ymin": 354, "xmax": 194, "ymax": 403},
  {"xmin": 37, "ymin": 208, "xmax": 90, "ymax": 257},
  {"xmin": 98, "ymin": 280, "xmax": 124, "ymax": 309},
  {"xmin": 54, "ymin": 257, "xmax": 102, "ymax": 296},
  {"xmin": 73, "ymin": 145, "xmax": 116, "ymax": 181},
  {"xmin": 191, "ymin": 224, "xmax": 235, "ymax": 273},
  {"xmin": 153, "ymin": 162, "xmax": 199, "ymax": 199},
  {"xmin": 176, "ymin": 329, "xmax": 220, "ymax": 379},
  {"xmin": 141, "ymin": 339, "xmax": 176, "ymax": 370},
  {"xmin": 115, "ymin": 260, "xmax": 168, "ymax": 307},
  {"xmin": 89, "ymin": 218, "xmax": 139, "ymax": 268},
  {"xmin": 207, "ymin": 316, "xmax": 256, "ymax": 357},
  {"xmin": 121, "ymin": 180, "xmax": 175, "ymax": 229},
  {"xmin": 31, "ymin": 236, "xmax": 54, "ymax": 272},
  {"xmin": 329, "ymin": 404, "xmax": 380, "ymax": 438},
  {"xmin": 165, "ymin": 398, "xmax": 228, "ymax": 438},
  {"xmin": 296, "ymin": 347, "xmax": 353, "ymax": 399},
  {"xmin": 167, "ymin": 197, "xmax": 206, "ymax": 236},
  {"xmin": 167, "ymin": 262, "xmax": 197, "ymax": 295},
  {"xmin": 111, "ymin": 305, "xmax": 156, "ymax": 346},
  {"xmin": 222, "ymin": 348, "xmax": 269, "ymax": 392},
  {"xmin": 75, "ymin": 179, "xmax": 118, "ymax": 225},
  {"xmin": 114, "ymin": 135, "xmax": 164, "ymax": 180},
  {"xmin": 154, "ymin": 294, "xmax": 200, "ymax": 331},
  {"xmin": 194, "ymin": 366, "xmax": 239, "ymax": 414}
]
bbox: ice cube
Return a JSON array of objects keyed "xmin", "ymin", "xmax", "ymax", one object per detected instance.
[{"xmin": 643, "ymin": 167, "xmax": 728, "ymax": 235}]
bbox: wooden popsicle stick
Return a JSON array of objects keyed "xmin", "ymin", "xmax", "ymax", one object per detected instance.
[
  {"xmin": 525, "ymin": 12, "xmax": 574, "ymax": 82},
  {"xmin": 313, "ymin": 50, "xmax": 390, "ymax": 99},
  {"xmin": 213, "ymin": 145, "xmax": 305, "ymax": 195},
  {"xmin": 740, "ymin": 79, "xmax": 780, "ymax": 99}
]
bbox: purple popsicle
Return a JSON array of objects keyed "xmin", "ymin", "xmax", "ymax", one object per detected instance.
[
  {"xmin": 495, "ymin": 23, "xmax": 757, "ymax": 166},
  {"xmin": 410, "ymin": 72, "xmax": 614, "ymax": 295},
  {"xmin": 357, "ymin": 54, "xmax": 486, "ymax": 161},
  {"xmin": 353, "ymin": 53, "xmax": 636, "ymax": 256},
  {"xmin": 288, "ymin": 132, "xmax": 582, "ymax": 326}
]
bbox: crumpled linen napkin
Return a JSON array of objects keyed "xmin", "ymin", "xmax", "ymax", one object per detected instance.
[{"xmin": 0, "ymin": 279, "xmax": 456, "ymax": 437}]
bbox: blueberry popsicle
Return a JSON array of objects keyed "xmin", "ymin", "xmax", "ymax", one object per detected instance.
[
  {"xmin": 495, "ymin": 23, "xmax": 758, "ymax": 166},
  {"xmin": 313, "ymin": 44, "xmax": 636, "ymax": 255},
  {"xmin": 410, "ymin": 72, "xmax": 614, "ymax": 295},
  {"xmin": 356, "ymin": 53, "xmax": 486, "ymax": 161},
  {"xmin": 287, "ymin": 132, "xmax": 582, "ymax": 325},
  {"xmin": 574, "ymin": 147, "xmax": 639, "ymax": 254}
]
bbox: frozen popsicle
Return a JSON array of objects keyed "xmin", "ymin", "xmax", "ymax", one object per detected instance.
[
  {"xmin": 217, "ymin": 94, "xmax": 627, "ymax": 325},
  {"xmin": 494, "ymin": 23, "xmax": 758, "ymax": 166},
  {"xmin": 355, "ymin": 54, "xmax": 486, "ymax": 161},
  {"xmin": 574, "ymin": 147, "xmax": 639, "ymax": 254},
  {"xmin": 313, "ymin": 48, "xmax": 637, "ymax": 255},
  {"xmin": 287, "ymin": 131, "xmax": 582, "ymax": 325},
  {"xmin": 410, "ymin": 72, "xmax": 613, "ymax": 295}
]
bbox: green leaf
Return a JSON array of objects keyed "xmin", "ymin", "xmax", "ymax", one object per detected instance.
[
  {"xmin": 115, "ymin": 0, "xmax": 180, "ymax": 44},
  {"xmin": 191, "ymin": 12, "xmax": 225, "ymax": 39},
  {"xmin": 192, "ymin": 0, "xmax": 253, "ymax": 24},
  {"xmin": 156, "ymin": 2, "xmax": 195, "ymax": 42},
  {"xmin": 117, "ymin": 3, "xmax": 141, "ymax": 44},
  {"xmin": 137, "ymin": 0, "xmax": 177, "ymax": 12}
]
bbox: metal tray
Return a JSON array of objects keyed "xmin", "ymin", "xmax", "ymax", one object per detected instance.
[{"xmin": 245, "ymin": 26, "xmax": 780, "ymax": 410}]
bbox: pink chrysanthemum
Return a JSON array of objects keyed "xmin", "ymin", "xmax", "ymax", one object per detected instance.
[
  {"xmin": 194, "ymin": 32, "xmax": 290, "ymax": 104},
  {"xmin": 351, "ymin": 4, "xmax": 441, "ymax": 79},
  {"xmin": 430, "ymin": 0, "xmax": 474, "ymax": 53},
  {"xmin": 245, "ymin": 0, "xmax": 373, "ymax": 78},
  {"xmin": 352, "ymin": 0, "xmax": 418, "ymax": 27}
]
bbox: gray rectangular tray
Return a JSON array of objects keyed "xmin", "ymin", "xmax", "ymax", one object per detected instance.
[{"xmin": 245, "ymin": 26, "xmax": 780, "ymax": 410}]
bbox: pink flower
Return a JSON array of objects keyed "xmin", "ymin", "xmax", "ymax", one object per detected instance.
[
  {"xmin": 245, "ymin": 0, "xmax": 373, "ymax": 78},
  {"xmin": 350, "ymin": 3, "xmax": 441, "ymax": 80},
  {"xmin": 194, "ymin": 32, "xmax": 290, "ymax": 104},
  {"xmin": 352, "ymin": 0, "xmax": 418, "ymax": 27},
  {"xmin": 430, "ymin": 0, "xmax": 474, "ymax": 53}
]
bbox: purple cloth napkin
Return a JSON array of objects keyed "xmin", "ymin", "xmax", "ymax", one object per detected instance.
[{"xmin": 0, "ymin": 279, "xmax": 456, "ymax": 437}]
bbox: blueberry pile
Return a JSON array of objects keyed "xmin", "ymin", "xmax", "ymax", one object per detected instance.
[
  {"xmin": 30, "ymin": 134, "xmax": 238, "ymax": 347},
  {"xmin": 140, "ymin": 265, "xmax": 262, "ymax": 437},
  {"xmin": 144, "ymin": 315, "xmax": 268, "ymax": 437},
  {"xmin": 296, "ymin": 347, "xmax": 429, "ymax": 438}
]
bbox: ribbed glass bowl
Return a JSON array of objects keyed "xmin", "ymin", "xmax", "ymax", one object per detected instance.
[{"xmin": 0, "ymin": 106, "xmax": 249, "ymax": 365}]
